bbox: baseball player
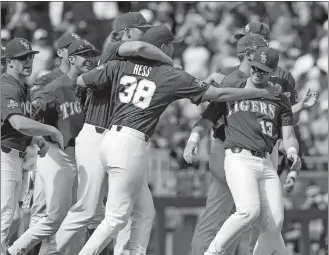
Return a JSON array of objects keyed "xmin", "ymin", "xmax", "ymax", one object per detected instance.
[
  {"xmin": 1, "ymin": 37, "xmax": 63, "ymax": 254},
  {"xmin": 28, "ymin": 31, "xmax": 81, "ymax": 255},
  {"xmin": 187, "ymin": 21, "xmax": 318, "ymax": 255},
  {"xmin": 7, "ymin": 39, "xmax": 99, "ymax": 255},
  {"xmin": 45, "ymin": 12, "xmax": 177, "ymax": 255},
  {"xmin": 76, "ymin": 25, "xmax": 280, "ymax": 255},
  {"xmin": 202, "ymin": 47, "xmax": 301, "ymax": 255}
]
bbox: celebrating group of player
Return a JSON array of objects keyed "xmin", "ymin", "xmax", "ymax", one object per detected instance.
[{"xmin": 1, "ymin": 10, "xmax": 318, "ymax": 255}]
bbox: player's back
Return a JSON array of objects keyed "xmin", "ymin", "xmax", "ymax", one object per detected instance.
[{"xmin": 108, "ymin": 59, "xmax": 208, "ymax": 137}]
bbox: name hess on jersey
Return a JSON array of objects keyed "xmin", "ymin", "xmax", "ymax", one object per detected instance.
[
  {"xmin": 227, "ymin": 100, "xmax": 276, "ymax": 119},
  {"xmin": 132, "ymin": 64, "xmax": 152, "ymax": 78},
  {"xmin": 60, "ymin": 100, "xmax": 82, "ymax": 120}
]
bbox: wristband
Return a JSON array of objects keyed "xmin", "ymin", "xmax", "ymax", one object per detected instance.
[
  {"xmin": 287, "ymin": 147, "xmax": 298, "ymax": 155},
  {"xmin": 187, "ymin": 132, "xmax": 200, "ymax": 144},
  {"xmin": 286, "ymin": 170, "xmax": 297, "ymax": 181}
]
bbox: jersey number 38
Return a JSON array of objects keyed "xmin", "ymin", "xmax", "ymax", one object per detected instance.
[{"xmin": 119, "ymin": 75, "xmax": 156, "ymax": 109}]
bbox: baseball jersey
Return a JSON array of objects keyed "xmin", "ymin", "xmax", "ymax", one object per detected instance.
[
  {"xmin": 207, "ymin": 77, "xmax": 293, "ymax": 153},
  {"xmin": 1, "ymin": 73, "xmax": 33, "ymax": 151},
  {"xmin": 83, "ymin": 41, "xmax": 124, "ymax": 128},
  {"xmin": 82, "ymin": 59, "xmax": 211, "ymax": 137},
  {"xmin": 205, "ymin": 65, "xmax": 297, "ymax": 140},
  {"xmin": 37, "ymin": 74, "xmax": 85, "ymax": 148}
]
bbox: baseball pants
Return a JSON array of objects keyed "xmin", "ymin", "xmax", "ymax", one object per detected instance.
[
  {"xmin": 206, "ymin": 149, "xmax": 288, "ymax": 255},
  {"xmin": 192, "ymin": 139, "xmax": 283, "ymax": 255},
  {"xmin": 45, "ymin": 123, "xmax": 130, "ymax": 255},
  {"xmin": 8, "ymin": 143, "xmax": 79, "ymax": 255},
  {"xmin": 191, "ymin": 139, "xmax": 239, "ymax": 255},
  {"xmin": 1, "ymin": 148, "xmax": 23, "ymax": 254},
  {"xmin": 79, "ymin": 125, "xmax": 155, "ymax": 255}
]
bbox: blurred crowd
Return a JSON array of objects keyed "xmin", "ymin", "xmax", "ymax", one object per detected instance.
[{"xmin": 1, "ymin": 2, "xmax": 328, "ymax": 170}]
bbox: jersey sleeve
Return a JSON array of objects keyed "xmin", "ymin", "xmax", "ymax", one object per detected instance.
[
  {"xmin": 173, "ymin": 71, "xmax": 210, "ymax": 105},
  {"xmin": 201, "ymin": 101, "xmax": 226, "ymax": 123},
  {"xmin": 98, "ymin": 41, "xmax": 124, "ymax": 65},
  {"xmin": 1, "ymin": 84, "xmax": 24, "ymax": 121},
  {"xmin": 282, "ymin": 71, "xmax": 298, "ymax": 105},
  {"xmin": 279, "ymin": 95, "xmax": 294, "ymax": 127},
  {"xmin": 81, "ymin": 60, "xmax": 119, "ymax": 90}
]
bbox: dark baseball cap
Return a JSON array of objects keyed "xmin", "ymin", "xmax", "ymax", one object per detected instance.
[
  {"xmin": 5, "ymin": 37, "xmax": 39, "ymax": 58},
  {"xmin": 57, "ymin": 32, "xmax": 81, "ymax": 49},
  {"xmin": 68, "ymin": 39, "xmax": 100, "ymax": 56},
  {"xmin": 250, "ymin": 47, "xmax": 279, "ymax": 73},
  {"xmin": 1, "ymin": 45, "xmax": 6, "ymax": 60},
  {"xmin": 237, "ymin": 34, "xmax": 267, "ymax": 53},
  {"xmin": 234, "ymin": 21, "xmax": 270, "ymax": 42},
  {"xmin": 113, "ymin": 12, "xmax": 153, "ymax": 31},
  {"xmin": 141, "ymin": 25, "xmax": 182, "ymax": 48}
]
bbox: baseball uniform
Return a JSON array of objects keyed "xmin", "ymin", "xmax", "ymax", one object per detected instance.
[
  {"xmin": 45, "ymin": 40, "xmax": 132, "ymax": 255},
  {"xmin": 1, "ymin": 73, "xmax": 33, "ymax": 253},
  {"xmin": 79, "ymin": 48, "xmax": 212, "ymax": 255},
  {"xmin": 8, "ymin": 74, "xmax": 84, "ymax": 255},
  {"xmin": 206, "ymin": 48, "xmax": 293, "ymax": 255},
  {"xmin": 192, "ymin": 65, "xmax": 298, "ymax": 255}
]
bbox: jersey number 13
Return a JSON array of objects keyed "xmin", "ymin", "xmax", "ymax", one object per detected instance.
[{"xmin": 119, "ymin": 75, "xmax": 156, "ymax": 109}]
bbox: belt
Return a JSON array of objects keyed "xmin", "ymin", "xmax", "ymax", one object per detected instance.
[
  {"xmin": 108, "ymin": 125, "xmax": 149, "ymax": 143},
  {"xmin": 95, "ymin": 126, "xmax": 106, "ymax": 134},
  {"xmin": 230, "ymin": 147, "xmax": 267, "ymax": 159},
  {"xmin": 1, "ymin": 145, "xmax": 25, "ymax": 158}
]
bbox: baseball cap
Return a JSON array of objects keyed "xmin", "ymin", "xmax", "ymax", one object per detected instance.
[
  {"xmin": 140, "ymin": 25, "xmax": 182, "ymax": 48},
  {"xmin": 68, "ymin": 39, "xmax": 100, "ymax": 56},
  {"xmin": 57, "ymin": 32, "xmax": 81, "ymax": 49},
  {"xmin": 5, "ymin": 37, "xmax": 39, "ymax": 58},
  {"xmin": 113, "ymin": 12, "xmax": 153, "ymax": 31},
  {"xmin": 237, "ymin": 34, "xmax": 267, "ymax": 53},
  {"xmin": 250, "ymin": 47, "xmax": 279, "ymax": 73},
  {"xmin": 234, "ymin": 21, "xmax": 270, "ymax": 42}
]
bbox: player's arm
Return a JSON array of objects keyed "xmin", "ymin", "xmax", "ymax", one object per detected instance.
[
  {"xmin": 118, "ymin": 41, "xmax": 173, "ymax": 66},
  {"xmin": 201, "ymin": 74, "xmax": 280, "ymax": 102},
  {"xmin": 184, "ymin": 102, "xmax": 224, "ymax": 164},
  {"xmin": 77, "ymin": 60, "xmax": 119, "ymax": 89},
  {"xmin": 280, "ymin": 96, "xmax": 301, "ymax": 173}
]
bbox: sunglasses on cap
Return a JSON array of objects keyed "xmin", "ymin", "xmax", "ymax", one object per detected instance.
[
  {"xmin": 12, "ymin": 54, "xmax": 35, "ymax": 61},
  {"xmin": 251, "ymin": 66, "xmax": 270, "ymax": 76}
]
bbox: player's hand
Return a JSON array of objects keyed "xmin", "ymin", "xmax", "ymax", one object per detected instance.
[
  {"xmin": 283, "ymin": 175, "xmax": 296, "ymax": 193},
  {"xmin": 51, "ymin": 129, "xmax": 64, "ymax": 150},
  {"xmin": 205, "ymin": 73, "xmax": 225, "ymax": 87},
  {"xmin": 260, "ymin": 86, "xmax": 281, "ymax": 100},
  {"xmin": 183, "ymin": 141, "xmax": 199, "ymax": 164},
  {"xmin": 301, "ymin": 88, "xmax": 318, "ymax": 109},
  {"xmin": 34, "ymin": 137, "xmax": 49, "ymax": 157},
  {"xmin": 109, "ymin": 31, "xmax": 122, "ymax": 42},
  {"xmin": 287, "ymin": 151, "xmax": 301, "ymax": 171},
  {"xmin": 173, "ymin": 64, "xmax": 183, "ymax": 70}
]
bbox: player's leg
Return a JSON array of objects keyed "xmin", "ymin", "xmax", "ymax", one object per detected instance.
[
  {"xmin": 192, "ymin": 139, "xmax": 238, "ymax": 255},
  {"xmin": 79, "ymin": 129, "xmax": 148, "ymax": 255},
  {"xmin": 128, "ymin": 176, "xmax": 155, "ymax": 255},
  {"xmin": 44, "ymin": 127, "xmax": 108, "ymax": 254},
  {"xmin": 1, "ymin": 151, "xmax": 23, "ymax": 253},
  {"xmin": 8, "ymin": 143, "xmax": 77, "ymax": 255},
  {"xmin": 205, "ymin": 151, "xmax": 261, "ymax": 254},
  {"xmin": 253, "ymin": 159, "xmax": 288, "ymax": 255},
  {"xmin": 113, "ymin": 219, "xmax": 132, "ymax": 255}
]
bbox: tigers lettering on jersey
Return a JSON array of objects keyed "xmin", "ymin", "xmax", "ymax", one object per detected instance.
[
  {"xmin": 227, "ymin": 100, "xmax": 276, "ymax": 120},
  {"xmin": 59, "ymin": 100, "xmax": 82, "ymax": 120}
]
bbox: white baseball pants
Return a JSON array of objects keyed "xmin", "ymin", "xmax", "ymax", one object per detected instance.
[
  {"xmin": 45, "ymin": 123, "xmax": 130, "ymax": 255},
  {"xmin": 79, "ymin": 125, "xmax": 155, "ymax": 255},
  {"xmin": 8, "ymin": 143, "xmax": 79, "ymax": 255},
  {"xmin": 192, "ymin": 139, "xmax": 239, "ymax": 255},
  {"xmin": 1, "ymin": 149, "xmax": 23, "ymax": 254},
  {"xmin": 206, "ymin": 149, "xmax": 288, "ymax": 255}
]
